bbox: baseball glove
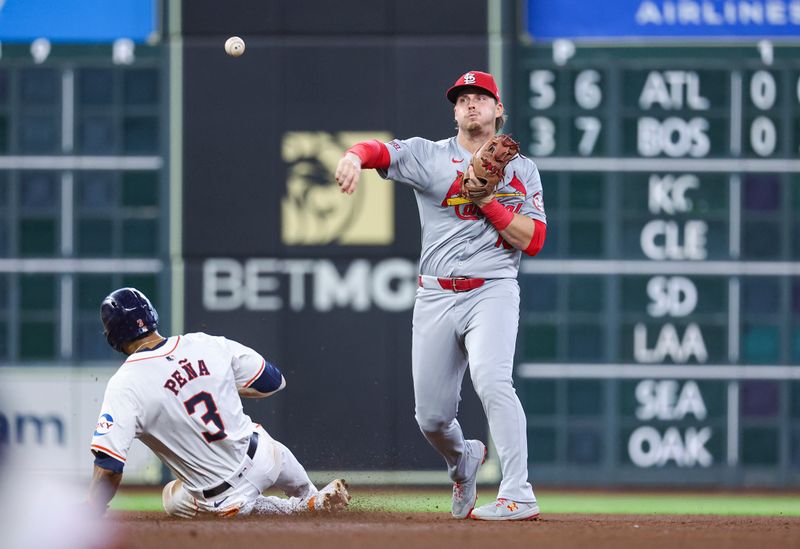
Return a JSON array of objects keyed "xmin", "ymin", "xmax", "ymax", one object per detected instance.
[{"xmin": 460, "ymin": 134, "xmax": 520, "ymax": 200}]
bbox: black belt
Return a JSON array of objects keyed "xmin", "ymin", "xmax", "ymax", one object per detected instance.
[{"xmin": 202, "ymin": 432, "xmax": 259, "ymax": 498}]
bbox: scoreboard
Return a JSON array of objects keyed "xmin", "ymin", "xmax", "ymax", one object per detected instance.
[
  {"xmin": 0, "ymin": 41, "xmax": 167, "ymax": 364},
  {"xmin": 512, "ymin": 44, "xmax": 800, "ymax": 485}
]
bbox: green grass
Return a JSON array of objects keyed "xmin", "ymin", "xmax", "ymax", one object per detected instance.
[
  {"xmin": 113, "ymin": 491, "xmax": 165, "ymax": 512},
  {"xmin": 112, "ymin": 489, "xmax": 800, "ymax": 516}
]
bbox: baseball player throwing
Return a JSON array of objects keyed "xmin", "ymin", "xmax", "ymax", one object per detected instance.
[
  {"xmin": 335, "ymin": 71, "xmax": 546, "ymax": 520},
  {"xmin": 86, "ymin": 287, "xmax": 350, "ymax": 518}
]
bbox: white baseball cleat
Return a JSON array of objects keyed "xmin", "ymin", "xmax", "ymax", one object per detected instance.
[
  {"xmin": 307, "ymin": 479, "xmax": 351, "ymax": 512},
  {"xmin": 451, "ymin": 440, "xmax": 487, "ymax": 519},
  {"xmin": 470, "ymin": 498, "xmax": 540, "ymax": 521}
]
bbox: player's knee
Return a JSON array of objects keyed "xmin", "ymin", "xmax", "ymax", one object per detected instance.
[
  {"xmin": 162, "ymin": 479, "xmax": 197, "ymax": 518},
  {"xmin": 470, "ymin": 369, "xmax": 513, "ymax": 400},
  {"xmin": 162, "ymin": 480, "xmax": 179, "ymax": 515},
  {"xmin": 415, "ymin": 411, "xmax": 452, "ymax": 434}
]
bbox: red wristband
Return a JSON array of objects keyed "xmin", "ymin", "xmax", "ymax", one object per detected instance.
[{"xmin": 479, "ymin": 199, "xmax": 514, "ymax": 231}]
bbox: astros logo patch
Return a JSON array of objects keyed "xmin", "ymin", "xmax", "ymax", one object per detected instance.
[{"xmin": 94, "ymin": 413, "xmax": 114, "ymax": 436}]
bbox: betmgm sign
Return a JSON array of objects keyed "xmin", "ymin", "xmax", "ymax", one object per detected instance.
[{"xmin": 203, "ymin": 131, "xmax": 418, "ymax": 313}]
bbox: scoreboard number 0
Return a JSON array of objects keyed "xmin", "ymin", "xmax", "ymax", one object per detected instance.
[
  {"xmin": 750, "ymin": 116, "xmax": 777, "ymax": 157},
  {"xmin": 749, "ymin": 70, "xmax": 776, "ymax": 110}
]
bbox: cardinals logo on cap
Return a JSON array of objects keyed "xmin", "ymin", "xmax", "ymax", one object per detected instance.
[{"xmin": 446, "ymin": 70, "xmax": 501, "ymax": 103}]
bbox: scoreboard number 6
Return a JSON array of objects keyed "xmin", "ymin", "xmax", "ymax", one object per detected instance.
[
  {"xmin": 575, "ymin": 69, "xmax": 602, "ymax": 110},
  {"xmin": 573, "ymin": 70, "xmax": 603, "ymax": 155}
]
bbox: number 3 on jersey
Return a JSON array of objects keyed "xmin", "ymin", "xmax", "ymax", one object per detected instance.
[{"xmin": 184, "ymin": 391, "xmax": 227, "ymax": 442}]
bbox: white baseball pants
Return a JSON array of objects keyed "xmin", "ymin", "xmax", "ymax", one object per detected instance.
[
  {"xmin": 412, "ymin": 278, "xmax": 536, "ymax": 503},
  {"xmin": 162, "ymin": 424, "xmax": 316, "ymax": 517}
]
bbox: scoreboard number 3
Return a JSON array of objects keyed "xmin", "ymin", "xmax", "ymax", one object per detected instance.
[{"xmin": 528, "ymin": 71, "xmax": 557, "ymax": 156}]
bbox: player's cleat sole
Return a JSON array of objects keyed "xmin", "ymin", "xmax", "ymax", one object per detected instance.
[
  {"xmin": 307, "ymin": 478, "xmax": 351, "ymax": 512},
  {"xmin": 452, "ymin": 440, "xmax": 487, "ymax": 519},
  {"xmin": 470, "ymin": 499, "xmax": 540, "ymax": 521}
]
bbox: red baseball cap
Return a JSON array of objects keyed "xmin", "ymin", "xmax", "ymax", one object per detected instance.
[{"xmin": 446, "ymin": 70, "xmax": 501, "ymax": 104}]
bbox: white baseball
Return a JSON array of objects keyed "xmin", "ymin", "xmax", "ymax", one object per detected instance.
[{"xmin": 225, "ymin": 36, "xmax": 245, "ymax": 57}]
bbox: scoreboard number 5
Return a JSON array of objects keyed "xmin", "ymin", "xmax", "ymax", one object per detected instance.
[
  {"xmin": 528, "ymin": 69, "xmax": 603, "ymax": 156},
  {"xmin": 529, "ymin": 70, "xmax": 556, "ymax": 109},
  {"xmin": 528, "ymin": 70, "xmax": 555, "ymax": 155},
  {"xmin": 528, "ymin": 70, "xmax": 557, "ymax": 156}
]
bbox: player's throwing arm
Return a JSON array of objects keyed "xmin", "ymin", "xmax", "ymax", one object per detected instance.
[{"xmin": 335, "ymin": 152, "xmax": 362, "ymax": 194}]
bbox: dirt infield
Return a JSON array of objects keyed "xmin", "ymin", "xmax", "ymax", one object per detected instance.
[{"xmin": 108, "ymin": 511, "xmax": 800, "ymax": 549}]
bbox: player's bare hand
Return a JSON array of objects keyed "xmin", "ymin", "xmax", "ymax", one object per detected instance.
[
  {"xmin": 466, "ymin": 165, "xmax": 495, "ymax": 206},
  {"xmin": 335, "ymin": 153, "xmax": 362, "ymax": 195}
]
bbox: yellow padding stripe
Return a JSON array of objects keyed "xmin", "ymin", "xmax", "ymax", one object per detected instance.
[{"xmin": 445, "ymin": 192, "xmax": 523, "ymax": 206}]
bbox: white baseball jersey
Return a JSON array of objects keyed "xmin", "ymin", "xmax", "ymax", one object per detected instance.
[
  {"xmin": 379, "ymin": 136, "xmax": 546, "ymax": 278},
  {"xmin": 90, "ymin": 332, "xmax": 270, "ymax": 491}
]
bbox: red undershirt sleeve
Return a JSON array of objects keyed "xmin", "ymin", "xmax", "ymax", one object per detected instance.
[
  {"xmin": 347, "ymin": 140, "xmax": 391, "ymax": 169},
  {"xmin": 524, "ymin": 220, "xmax": 547, "ymax": 256}
]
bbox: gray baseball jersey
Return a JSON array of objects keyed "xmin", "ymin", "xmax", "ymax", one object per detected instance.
[
  {"xmin": 378, "ymin": 136, "xmax": 546, "ymax": 277},
  {"xmin": 375, "ymin": 134, "xmax": 544, "ymax": 504}
]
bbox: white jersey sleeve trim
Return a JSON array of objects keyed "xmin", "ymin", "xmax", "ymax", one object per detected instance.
[
  {"xmin": 90, "ymin": 443, "xmax": 127, "ymax": 463},
  {"xmin": 242, "ymin": 359, "xmax": 266, "ymax": 388}
]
